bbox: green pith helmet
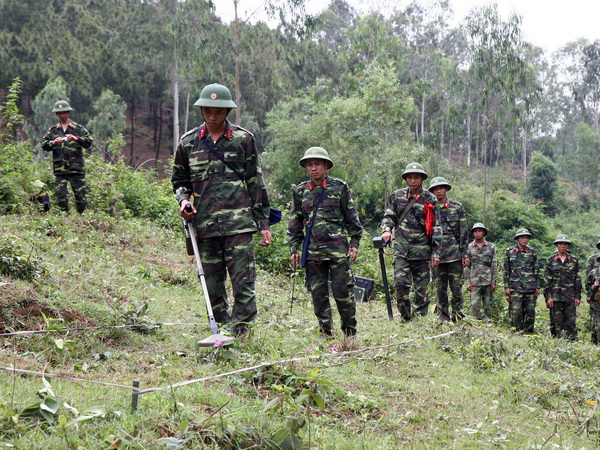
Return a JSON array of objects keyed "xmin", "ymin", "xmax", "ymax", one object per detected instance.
[
  {"xmin": 513, "ymin": 228, "xmax": 532, "ymax": 239},
  {"xmin": 554, "ymin": 234, "xmax": 571, "ymax": 245},
  {"xmin": 428, "ymin": 176, "xmax": 451, "ymax": 191},
  {"xmin": 402, "ymin": 162, "xmax": 428, "ymax": 180},
  {"xmin": 470, "ymin": 222, "xmax": 487, "ymax": 235},
  {"xmin": 299, "ymin": 147, "xmax": 333, "ymax": 168},
  {"xmin": 193, "ymin": 83, "xmax": 237, "ymax": 109},
  {"xmin": 52, "ymin": 100, "xmax": 73, "ymax": 113}
]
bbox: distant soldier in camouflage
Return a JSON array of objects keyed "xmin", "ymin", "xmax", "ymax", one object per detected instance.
[
  {"xmin": 42, "ymin": 100, "xmax": 93, "ymax": 214},
  {"xmin": 381, "ymin": 163, "xmax": 442, "ymax": 320},
  {"xmin": 503, "ymin": 228, "xmax": 541, "ymax": 334},
  {"xmin": 543, "ymin": 234, "xmax": 581, "ymax": 340},
  {"xmin": 428, "ymin": 176, "xmax": 468, "ymax": 322},
  {"xmin": 586, "ymin": 257, "xmax": 600, "ymax": 345},
  {"xmin": 287, "ymin": 147, "xmax": 362, "ymax": 337},
  {"xmin": 172, "ymin": 83, "xmax": 271, "ymax": 337},
  {"xmin": 585, "ymin": 239, "xmax": 600, "ymax": 342},
  {"xmin": 585, "ymin": 239, "xmax": 600, "ymax": 284},
  {"xmin": 464, "ymin": 223, "xmax": 497, "ymax": 320}
]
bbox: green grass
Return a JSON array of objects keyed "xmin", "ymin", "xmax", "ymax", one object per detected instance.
[{"xmin": 1, "ymin": 212, "xmax": 600, "ymax": 448}]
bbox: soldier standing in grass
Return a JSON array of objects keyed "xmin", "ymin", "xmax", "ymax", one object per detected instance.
[
  {"xmin": 287, "ymin": 147, "xmax": 363, "ymax": 337},
  {"xmin": 428, "ymin": 176, "xmax": 468, "ymax": 322},
  {"xmin": 543, "ymin": 234, "xmax": 581, "ymax": 340},
  {"xmin": 503, "ymin": 228, "xmax": 541, "ymax": 334},
  {"xmin": 172, "ymin": 83, "xmax": 271, "ymax": 337},
  {"xmin": 586, "ymin": 256, "xmax": 600, "ymax": 345},
  {"xmin": 464, "ymin": 223, "xmax": 497, "ymax": 321},
  {"xmin": 380, "ymin": 163, "xmax": 442, "ymax": 321},
  {"xmin": 585, "ymin": 239, "xmax": 600, "ymax": 343},
  {"xmin": 42, "ymin": 100, "xmax": 93, "ymax": 214}
]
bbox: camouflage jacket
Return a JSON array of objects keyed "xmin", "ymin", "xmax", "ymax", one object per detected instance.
[
  {"xmin": 503, "ymin": 244, "xmax": 540, "ymax": 292},
  {"xmin": 171, "ymin": 121, "xmax": 270, "ymax": 239},
  {"xmin": 42, "ymin": 120, "xmax": 93, "ymax": 175},
  {"xmin": 438, "ymin": 199, "xmax": 468, "ymax": 263},
  {"xmin": 464, "ymin": 240, "xmax": 497, "ymax": 286},
  {"xmin": 381, "ymin": 187, "xmax": 442, "ymax": 261},
  {"xmin": 586, "ymin": 267, "xmax": 600, "ymax": 302},
  {"xmin": 585, "ymin": 253, "xmax": 600, "ymax": 279},
  {"xmin": 287, "ymin": 176, "xmax": 362, "ymax": 261},
  {"xmin": 543, "ymin": 252, "xmax": 581, "ymax": 302}
]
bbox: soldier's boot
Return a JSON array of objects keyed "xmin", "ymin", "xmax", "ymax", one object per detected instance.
[{"xmin": 319, "ymin": 320, "xmax": 333, "ymax": 337}]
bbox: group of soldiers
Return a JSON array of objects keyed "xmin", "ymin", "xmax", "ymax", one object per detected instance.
[{"xmin": 41, "ymin": 83, "xmax": 600, "ymax": 344}]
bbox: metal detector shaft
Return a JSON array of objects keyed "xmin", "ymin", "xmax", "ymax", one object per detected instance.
[
  {"xmin": 378, "ymin": 247, "xmax": 394, "ymax": 320},
  {"xmin": 185, "ymin": 219, "xmax": 220, "ymax": 336}
]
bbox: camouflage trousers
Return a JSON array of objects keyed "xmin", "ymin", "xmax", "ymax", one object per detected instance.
[
  {"xmin": 470, "ymin": 285, "xmax": 494, "ymax": 320},
  {"xmin": 548, "ymin": 301, "xmax": 577, "ymax": 340},
  {"xmin": 509, "ymin": 291, "xmax": 536, "ymax": 333},
  {"xmin": 197, "ymin": 233, "xmax": 257, "ymax": 331},
  {"xmin": 393, "ymin": 257, "xmax": 431, "ymax": 320},
  {"xmin": 590, "ymin": 302, "xmax": 600, "ymax": 345},
  {"xmin": 55, "ymin": 174, "xmax": 87, "ymax": 214},
  {"xmin": 433, "ymin": 261, "xmax": 464, "ymax": 321},
  {"xmin": 305, "ymin": 258, "xmax": 356, "ymax": 336}
]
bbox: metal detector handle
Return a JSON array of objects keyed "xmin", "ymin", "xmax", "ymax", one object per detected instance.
[
  {"xmin": 184, "ymin": 204, "xmax": 220, "ymax": 335},
  {"xmin": 378, "ymin": 247, "xmax": 394, "ymax": 320}
]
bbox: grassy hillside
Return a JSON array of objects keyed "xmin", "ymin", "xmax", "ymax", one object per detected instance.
[{"xmin": 1, "ymin": 212, "xmax": 600, "ymax": 448}]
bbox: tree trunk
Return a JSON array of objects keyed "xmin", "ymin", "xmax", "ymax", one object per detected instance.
[
  {"xmin": 172, "ymin": 0, "xmax": 179, "ymax": 155},
  {"xmin": 466, "ymin": 114, "xmax": 471, "ymax": 167},
  {"xmin": 234, "ymin": 0, "xmax": 241, "ymax": 124},
  {"xmin": 522, "ymin": 126, "xmax": 527, "ymax": 184}
]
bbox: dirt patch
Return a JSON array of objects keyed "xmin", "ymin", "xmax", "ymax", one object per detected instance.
[
  {"xmin": 147, "ymin": 257, "xmax": 186, "ymax": 270},
  {"xmin": 0, "ymin": 283, "xmax": 91, "ymax": 332}
]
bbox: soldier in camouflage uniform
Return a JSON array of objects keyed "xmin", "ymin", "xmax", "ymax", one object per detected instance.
[
  {"xmin": 585, "ymin": 239, "xmax": 600, "ymax": 287},
  {"xmin": 503, "ymin": 228, "xmax": 541, "ymax": 334},
  {"xmin": 586, "ymin": 256, "xmax": 600, "ymax": 345},
  {"xmin": 543, "ymin": 234, "xmax": 581, "ymax": 340},
  {"xmin": 42, "ymin": 100, "xmax": 93, "ymax": 214},
  {"xmin": 464, "ymin": 223, "xmax": 497, "ymax": 320},
  {"xmin": 381, "ymin": 163, "xmax": 442, "ymax": 320},
  {"xmin": 287, "ymin": 147, "xmax": 363, "ymax": 337},
  {"xmin": 585, "ymin": 239, "xmax": 600, "ymax": 342},
  {"xmin": 172, "ymin": 83, "xmax": 271, "ymax": 337},
  {"xmin": 428, "ymin": 176, "xmax": 468, "ymax": 322}
]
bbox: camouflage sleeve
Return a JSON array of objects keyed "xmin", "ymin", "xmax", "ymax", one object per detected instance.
[
  {"xmin": 430, "ymin": 202, "xmax": 442, "ymax": 259},
  {"xmin": 459, "ymin": 204, "xmax": 468, "ymax": 258},
  {"xmin": 341, "ymin": 183, "xmax": 362, "ymax": 248},
  {"xmin": 491, "ymin": 245, "xmax": 498, "ymax": 284},
  {"xmin": 286, "ymin": 188, "xmax": 305, "ymax": 254},
  {"xmin": 171, "ymin": 139, "xmax": 193, "ymax": 204},
  {"xmin": 543, "ymin": 256, "xmax": 554, "ymax": 299},
  {"xmin": 463, "ymin": 248, "xmax": 471, "ymax": 283},
  {"xmin": 587, "ymin": 269, "xmax": 600, "ymax": 296},
  {"xmin": 586, "ymin": 256, "xmax": 595, "ymax": 279},
  {"xmin": 380, "ymin": 192, "xmax": 397, "ymax": 233},
  {"xmin": 244, "ymin": 137, "xmax": 270, "ymax": 231},
  {"xmin": 42, "ymin": 128, "xmax": 55, "ymax": 152},
  {"xmin": 76, "ymin": 125, "xmax": 93, "ymax": 149}
]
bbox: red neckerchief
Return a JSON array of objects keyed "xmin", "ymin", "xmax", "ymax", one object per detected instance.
[
  {"xmin": 198, "ymin": 122, "xmax": 233, "ymax": 140},
  {"xmin": 308, "ymin": 179, "xmax": 327, "ymax": 191}
]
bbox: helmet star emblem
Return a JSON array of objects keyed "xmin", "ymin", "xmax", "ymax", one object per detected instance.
[{"xmin": 211, "ymin": 93, "xmax": 217, "ymax": 99}]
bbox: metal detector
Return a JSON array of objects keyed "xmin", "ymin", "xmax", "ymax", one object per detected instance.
[
  {"xmin": 373, "ymin": 236, "xmax": 394, "ymax": 320},
  {"xmin": 183, "ymin": 205, "xmax": 235, "ymax": 347}
]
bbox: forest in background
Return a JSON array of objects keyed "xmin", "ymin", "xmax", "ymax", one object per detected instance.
[{"xmin": 0, "ymin": 0, "xmax": 599, "ymax": 233}]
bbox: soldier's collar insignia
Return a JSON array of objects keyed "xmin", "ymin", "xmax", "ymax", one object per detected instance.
[{"xmin": 308, "ymin": 179, "xmax": 327, "ymax": 190}]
